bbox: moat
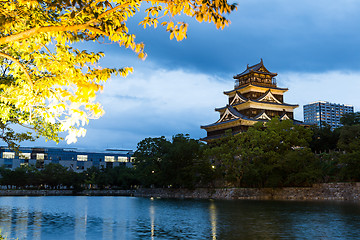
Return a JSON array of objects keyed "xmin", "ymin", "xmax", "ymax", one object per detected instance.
[{"xmin": 1, "ymin": 196, "xmax": 360, "ymax": 239}]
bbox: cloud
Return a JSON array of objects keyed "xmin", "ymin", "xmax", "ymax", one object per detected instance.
[
  {"xmin": 6, "ymin": 0, "xmax": 360, "ymax": 151},
  {"xmin": 280, "ymin": 71, "xmax": 360, "ymax": 120},
  {"xmin": 13, "ymin": 66, "xmax": 360, "ymax": 151},
  {"xmin": 38, "ymin": 65, "xmax": 231, "ymax": 150}
]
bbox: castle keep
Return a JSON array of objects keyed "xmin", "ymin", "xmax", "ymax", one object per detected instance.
[{"xmin": 201, "ymin": 59, "xmax": 299, "ymax": 141}]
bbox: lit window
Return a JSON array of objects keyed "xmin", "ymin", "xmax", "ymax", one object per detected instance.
[
  {"xmin": 105, "ymin": 156, "xmax": 115, "ymax": 162},
  {"xmin": 36, "ymin": 153, "xmax": 45, "ymax": 160},
  {"xmin": 3, "ymin": 152, "xmax": 15, "ymax": 159},
  {"xmin": 118, "ymin": 156, "xmax": 128, "ymax": 162},
  {"xmin": 77, "ymin": 155, "xmax": 88, "ymax": 161},
  {"xmin": 130, "ymin": 157, "xmax": 136, "ymax": 163},
  {"xmin": 19, "ymin": 153, "xmax": 31, "ymax": 159}
]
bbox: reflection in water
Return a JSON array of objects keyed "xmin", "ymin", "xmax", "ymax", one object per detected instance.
[
  {"xmin": 0, "ymin": 197, "xmax": 360, "ymax": 239},
  {"xmin": 150, "ymin": 200, "xmax": 155, "ymax": 240},
  {"xmin": 209, "ymin": 200, "xmax": 217, "ymax": 240},
  {"xmin": 74, "ymin": 196, "xmax": 87, "ymax": 240}
]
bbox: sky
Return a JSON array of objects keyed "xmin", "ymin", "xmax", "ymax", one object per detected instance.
[{"xmin": 15, "ymin": 0, "xmax": 360, "ymax": 151}]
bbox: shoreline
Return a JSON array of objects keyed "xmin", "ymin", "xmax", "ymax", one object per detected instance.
[{"xmin": 1, "ymin": 182, "xmax": 360, "ymax": 201}]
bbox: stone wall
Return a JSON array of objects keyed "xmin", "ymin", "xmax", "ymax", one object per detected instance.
[
  {"xmin": 132, "ymin": 182, "xmax": 360, "ymax": 201},
  {"xmin": 1, "ymin": 183, "xmax": 360, "ymax": 200},
  {"xmin": 0, "ymin": 189, "xmax": 74, "ymax": 196}
]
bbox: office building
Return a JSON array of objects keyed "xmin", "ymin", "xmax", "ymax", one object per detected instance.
[
  {"xmin": 0, "ymin": 146, "xmax": 134, "ymax": 171},
  {"xmin": 303, "ymin": 101, "xmax": 354, "ymax": 128}
]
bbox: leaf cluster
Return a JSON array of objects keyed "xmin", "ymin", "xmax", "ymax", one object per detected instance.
[{"xmin": 0, "ymin": 0, "xmax": 236, "ymax": 145}]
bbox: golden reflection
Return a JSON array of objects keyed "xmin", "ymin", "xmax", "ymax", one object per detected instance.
[
  {"xmin": 15, "ymin": 199, "xmax": 28, "ymax": 240},
  {"xmin": 33, "ymin": 210, "xmax": 42, "ymax": 240},
  {"xmin": 150, "ymin": 203, "xmax": 155, "ymax": 240},
  {"xmin": 1, "ymin": 208, "xmax": 11, "ymax": 238},
  {"xmin": 102, "ymin": 198, "xmax": 114, "ymax": 240},
  {"xmin": 209, "ymin": 200, "xmax": 217, "ymax": 240},
  {"xmin": 75, "ymin": 197, "xmax": 88, "ymax": 239}
]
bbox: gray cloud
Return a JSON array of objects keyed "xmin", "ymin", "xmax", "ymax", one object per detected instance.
[{"xmin": 9, "ymin": 0, "xmax": 360, "ymax": 150}]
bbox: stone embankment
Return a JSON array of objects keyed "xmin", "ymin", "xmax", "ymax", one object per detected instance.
[
  {"xmin": 132, "ymin": 182, "xmax": 360, "ymax": 200},
  {"xmin": 1, "ymin": 183, "xmax": 360, "ymax": 200}
]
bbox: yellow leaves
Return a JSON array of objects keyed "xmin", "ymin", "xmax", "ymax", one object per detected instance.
[
  {"xmin": 0, "ymin": 0, "xmax": 236, "ymax": 145},
  {"xmin": 168, "ymin": 22, "xmax": 188, "ymax": 41}
]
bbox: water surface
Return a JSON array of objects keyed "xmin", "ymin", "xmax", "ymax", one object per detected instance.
[{"xmin": 0, "ymin": 196, "xmax": 359, "ymax": 239}]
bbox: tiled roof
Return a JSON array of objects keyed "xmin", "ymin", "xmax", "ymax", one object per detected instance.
[
  {"xmin": 234, "ymin": 59, "xmax": 277, "ymax": 78},
  {"xmin": 224, "ymin": 84, "xmax": 288, "ymax": 95}
]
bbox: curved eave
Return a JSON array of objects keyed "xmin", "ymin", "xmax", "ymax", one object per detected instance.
[
  {"xmin": 232, "ymin": 100, "xmax": 299, "ymax": 111},
  {"xmin": 201, "ymin": 117, "xmax": 260, "ymax": 130},
  {"xmin": 256, "ymin": 89, "xmax": 282, "ymax": 104},
  {"xmin": 234, "ymin": 70, "xmax": 277, "ymax": 79},
  {"xmin": 215, "ymin": 106, "xmax": 226, "ymax": 112},
  {"xmin": 233, "ymin": 60, "xmax": 277, "ymax": 78},
  {"xmin": 224, "ymin": 84, "xmax": 288, "ymax": 95}
]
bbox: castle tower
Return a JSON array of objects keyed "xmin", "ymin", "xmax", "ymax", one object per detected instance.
[{"xmin": 201, "ymin": 59, "xmax": 299, "ymax": 141}]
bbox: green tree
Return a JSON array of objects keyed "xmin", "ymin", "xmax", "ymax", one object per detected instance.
[
  {"xmin": 337, "ymin": 124, "xmax": 360, "ymax": 181},
  {"xmin": 133, "ymin": 136, "xmax": 171, "ymax": 187},
  {"xmin": 134, "ymin": 134, "xmax": 207, "ymax": 188},
  {"xmin": 340, "ymin": 112, "xmax": 360, "ymax": 126},
  {"xmin": 206, "ymin": 118, "xmax": 318, "ymax": 187},
  {"xmin": 0, "ymin": 0, "xmax": 236, "ymax": 147},
  {"xmin": 203, "ymin": 130, "xmax": 244, "ymax": 187},
  {"xmin": 337, "ymin": 125, "xmax": 360, "ymax": 153},
  {"xmin": 40, "ymin": 163, "xmax": 70, "ymax": 188},
  {"xmin": 309, "ymin": 123, "xmax": 340, "ymax": 153},
  {"xmin": 162, "ymin": 134, "xmax": 206, "ymax": 188},
  {"xmin": 0, "ymin": 167, "xmax": 13, "ymax": 189}
]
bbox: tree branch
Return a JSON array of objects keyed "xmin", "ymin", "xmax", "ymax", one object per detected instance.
[
  {"xmin": 0, "ymin": 52, "xmax": 33, "ymax": 89},
  {"xmin": 0, "ymin": 1, "xmax": 134, "ymax": 46}
]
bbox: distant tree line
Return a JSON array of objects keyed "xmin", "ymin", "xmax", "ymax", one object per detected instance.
[
  {"xmin": 0, "ymin": 164, "xmax": 139, "ymax": 191},
  {"xmin": 0, "ymin": 112, "xmax": 359, "ymax": 190}
]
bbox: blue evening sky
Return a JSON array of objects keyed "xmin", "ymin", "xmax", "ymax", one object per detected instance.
[{"xmin": 18, "ymin": 0, "xmax": 360, "ymax": 150}]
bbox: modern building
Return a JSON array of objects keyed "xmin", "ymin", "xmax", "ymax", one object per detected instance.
[
  {"xmin": 0, "ymin": 146, "xmax": 134, "ymax": 171},
  {"xmin": 303, "ymin": 101, "xmax": 354, "ymax": 128},
  {"xmin": 201, "ymin": 59, "xmax": 301, "ymax": 141}
]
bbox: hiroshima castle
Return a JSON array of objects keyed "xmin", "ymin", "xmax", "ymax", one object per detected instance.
[{"xmin": 201, "ymin": 59, "xmax": 301, "ymax": 141}]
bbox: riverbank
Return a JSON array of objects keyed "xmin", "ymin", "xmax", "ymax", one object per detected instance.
[{"xmin": 1, "ymin": 182, "xmax": 360, "ymax": 200}]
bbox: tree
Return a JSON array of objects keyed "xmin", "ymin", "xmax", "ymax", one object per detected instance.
[
  {"xmin": 205, "ymin": 118, "xmax": 318, "ymax": 187},
  {"xmin": 337, "ymin": 124, "xmax": 360, "ymax": 181},
  {"xmin": 133, "ymin": 136, "xmax": 171, "ymax": 187},
  {"xmin": 340, "ymin": 112, "xmax": 360, "ymax": 126},
  {"xmin": 40, "ymin": 163, "xmax": 70, "ymax": 188},
  {"xmin": 134, "ymin": 134, "xmax": 207, "ymax": 188},
  {"xmin": 309, "ymin": 123, "xmax": 340, "ymax": 153},
  {"xmin": 161, "ymin": 134, "xmax": 206, "ymax": 188},
  {"xmin": 0, "ymin": 1, "xmax": 237, "ymax": 147},
  {"xmin": 337, "ymin": 124, "xmax": 360, "ymax": 153}
]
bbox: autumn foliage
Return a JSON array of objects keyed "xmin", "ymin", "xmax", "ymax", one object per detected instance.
[{"xmin": 0, "ymin": 0, "xmax": 236, "ymax": 147}]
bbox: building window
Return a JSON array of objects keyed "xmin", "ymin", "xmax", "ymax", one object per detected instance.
[
  {"xmin": 36, "ymin": 153, "xmax": 45, "ymax": 160},
  {"xmin": 77, "ymin": 155, "xmax": 88, "ymax": 161},
  {"xmin": 19, "ymin": 153, "xmax": 31, "ymax": 159},
  {"xmin": 3, "ymin": 152, "xmax": 15, "ymax": 159},
  {"xmin": 130, "ymin": 157, "xmax": 136, "ymax": 163},
  {"xmin": 118, "ymin": 156, "xmax": 128, "ymax": 162},
  {"xmin": 105, "ymin": 156, "xmax": 115, "ymax": 162}
]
